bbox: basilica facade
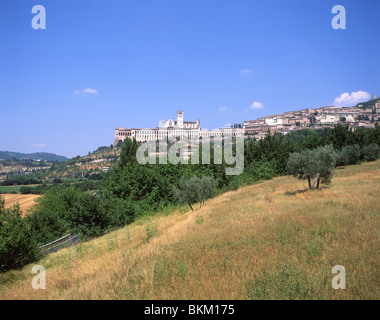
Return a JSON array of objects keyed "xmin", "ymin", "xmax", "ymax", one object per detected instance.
[
  {"xmin": 114, "ymin": 111, "xmax": 201, "ymax": 145},
  {"xmin": 113, "ymin": 110, "xmax": 244, "ymax": 145}
]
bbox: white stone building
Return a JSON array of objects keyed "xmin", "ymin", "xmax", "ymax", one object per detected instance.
[
  {"xmin": 265, "ymin": 117, "xmax": 283, "ymax": 126},
  {"xmin": 113, "ymin": 111, "xmax": 242, "ymax": 145}
]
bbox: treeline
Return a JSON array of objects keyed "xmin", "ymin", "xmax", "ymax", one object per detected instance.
[
  {"xmin": 1, "ymin": 124, "xmax": 380, "ymax": 272},
  {"xmin": 0, "ymin": 159, "xmax": 51, "ymax": 167},
  {"xmin": 0, "ymin": 176, "xmax": 42, "ymax": 186},
  {"xmin": 245, "ymin": 124, "xmax": 380, "ymax": 176},
  {"xmin": 287, "ymin": 142, "xmax": 379, "ymax": 190},
  {"xmin": 19, "ymin": 180, "xmax": 102, "ymax": 195}
]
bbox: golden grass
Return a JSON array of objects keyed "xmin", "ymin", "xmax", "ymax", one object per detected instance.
[
  {"xmin": 0, "ymin": 160, "xmax": 379, "ymax": 300},
  {"xmin": 1, "ymin": 194, "xmax": 40, "ymax": 216}
]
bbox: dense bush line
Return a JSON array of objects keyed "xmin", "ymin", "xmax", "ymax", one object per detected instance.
[
  {"xmin": 19, "ymin": 180, "xmax": 102, "ymax": 195},
  {"xmin": 0, "ymin": 197, "xmax": 40, "ymax": 272},
  {"xmin": 0, "ymin": 176, "xmax": 42, "ymax": 186}
]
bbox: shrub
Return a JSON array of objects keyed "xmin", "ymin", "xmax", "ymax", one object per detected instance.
[
  {"xmin": 199, "ymin": 176, "xmax": 218, "ymax": 206},
  {"xmin": 20, "ymin": 186, "xmax": 33, "ymax": 194},
  {"xmin": 245, "ymin": 161, "xmax": 275, "ymax": 181},
  {"xmin": 361, "ymin": 143, "xmax": 380, "ymax": 161},
  {"xmin": 26, "ymin": 203, "xmax": 69, "ymax": 246},
  {"xmin": 29, "ymin": 186, "xmax": 111, "ymax": 243},
  {"xmin": 144, "ymin": 221, "xmax": 159, "ymax": 243},
  {"xmin": 341, "ymin": 145, "xmax": 361, "ymax": 165},
  {"xmin": 335, "ymin": 149, "xmax": 349, "ymax": 166},
  {"xmin": 101, "ymin": 197, "xmax": 135, "ymax": 229},
  {"xmin": 0, "ymin": 196, "xmax": 40, "ymax": 272},
  {"xmin": 66, "ymin": 191, "xmax": 110, "ymax": 239}
]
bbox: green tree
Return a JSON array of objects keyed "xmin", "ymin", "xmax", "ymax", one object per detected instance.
[
  {"xmin": 335, "ymin": 149, "xmax": 349, "ymax": 166},
  {"xmin": 119, "ymin": 138, "xmax": 138, "ymax": 168},
  {"xmin": 173, "ymin": 176, "xmax": 202, "ymax": 211},
  {"xmin": 67, "ymin": 190, "xmax": 110, "ymax": 239},
  {"xmin": 326, "ymin": 124, "xmax": 355, "ymax": 149},
  {"xmin": 173, "ymin": 175, "xmax": 217, "ymax": 211},
  {"xmin": 287, "ymin": 145, "xmax": 337, "ymax": 190},
  {"xmin": 361, "ymin": 143, "xmax": 380, "ymax": 161},
  {"xmin": 0, "ymin": 196, "xmax": 40, "ymax": 272},
  {"xmin": 341, "ymin": 145, "xmax": 361, "ymax": 165},
  {"xmin": 28, "ymin": 186, "xmax": 111, "ymax": 243},
  {"xmin": 199, "ymin": 176, "xmax": 218, "ymax": 207}
]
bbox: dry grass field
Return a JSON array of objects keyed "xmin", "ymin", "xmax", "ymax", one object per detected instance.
[
  {"xmin": 0, "ymin": 160, "xmax": 379, "ymax": 300},
  {"xmin": 1, "ymin": 194, "xmax": 40, "ymax": 216}
]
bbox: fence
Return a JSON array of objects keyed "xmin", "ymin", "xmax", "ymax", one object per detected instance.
[{"xmin": 39, "ymin": 233, "xmax": 78, "ymax": 255}]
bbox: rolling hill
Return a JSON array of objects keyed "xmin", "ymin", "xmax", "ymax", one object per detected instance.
[
  {"xmin": 0, "ymin": 151, "xmax": 68, "ymax": 162},
  {"xmin": 356, "ymin": 96, "xmax": 380, "ymax": 109},
  {"xmin": 0, "ymin": 160, "xmax": 379, "ymax": 300}
]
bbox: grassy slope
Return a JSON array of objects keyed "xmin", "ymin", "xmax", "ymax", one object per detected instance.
[{"xmin": 0, "ymin": 160, "xmax": 379, "ymax": 300}]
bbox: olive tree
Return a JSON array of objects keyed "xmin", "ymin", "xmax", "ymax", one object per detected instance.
[
  {"xmin": 199, "ymin": 176, "xmax": 218, "ymax": 207},
  {"xmin": 173, "ymin": 175, "xmax": 217, "ymax": 211},
  {"xmin": 287, "ymin": 145, "xmax": 337, "ymax": 190}
]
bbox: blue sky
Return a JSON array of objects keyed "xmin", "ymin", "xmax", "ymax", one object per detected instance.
[{"xmin": 1, "ymin": 0, "xmax": 379, "ymax": 158}]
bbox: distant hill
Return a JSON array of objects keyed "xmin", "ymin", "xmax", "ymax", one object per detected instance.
[
  {"xmin": 43, "ymin": 145, "xmax": 120, "ymax": 180},
  {"xmin": 0, "ymin": 151, "xmax": 68, "ymax": 162},
  {"xmin": 0, "ymin": 146, "xmax": 120, "ymax": 182},
  {"xmin": 356, "ymin": 97, "xmax": 380, "ymax": 109}
]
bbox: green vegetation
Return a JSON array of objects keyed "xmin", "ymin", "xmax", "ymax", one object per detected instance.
[
  {"xmin": 0, "ymin": 176, "xmax": 42, "ymax": 186},
  {"xmin": 1, "ymin": 160, "xmax": 379, "ymax": 299},
  {"xmin": 287, "ymin": 145, "xmax": 337, "ymax": 189},
  {"xmin": 173, "ymin": 175, "xmax": 217, "ymax": 210},
  {"xmin": 0, "ymin": 151, "xmax": 68, "ymax": 162},
  {"xmin": 0, "ymin": 145, "xmax": 119, "ymax": 191},
  {"xmin": 0, "ymin": 186, "xmax": 23, "ymax": 194},
  {"xmin": 1, "ymin": 124, "xmax": 380, "ymax": 273},
  {"xmin": 355, "ymin": 97, "xmax": 380, "ymax": 109},
  {"xmin": 361, "ymin": 143, "xmax": 380, "ymax": 161},
  {"xmin": 0, "ymin": 196, "xmax": 40, "ymax": 272}
]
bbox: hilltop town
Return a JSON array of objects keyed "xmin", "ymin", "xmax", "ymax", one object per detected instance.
[
  {"xmin": 244, "ymin": 96, "xmax": 380, "ymax": 140},
  {"xmin": 2, "ymin": 97, "xmax": 379, "ymax": 184},
  {"xmin": 114, "ymin": 96, "xmax": 380, "ymax": 143}
]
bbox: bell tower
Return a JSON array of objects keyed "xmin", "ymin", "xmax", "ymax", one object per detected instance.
[{"xmin": 177, "ymin": 110, "xmax": 184, "ymax": 128}]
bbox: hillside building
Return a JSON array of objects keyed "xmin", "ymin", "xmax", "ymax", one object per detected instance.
[{"xmin": 113, "ymin": 111, "xmax": 242, "ymax": 145}]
